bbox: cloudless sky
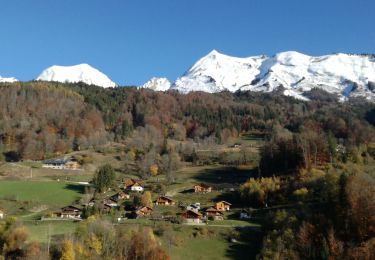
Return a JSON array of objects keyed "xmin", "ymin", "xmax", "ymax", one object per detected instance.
[{"xmin": 0, "ymin": 0, "xmax": 374, "ymax": 85}]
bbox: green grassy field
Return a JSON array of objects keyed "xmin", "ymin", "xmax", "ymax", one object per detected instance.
[
  {"xmin": 25, "ymin": 221, "xmax": 78, "ymax": 243},
  {"xmin": 164, "ymin": 225, "xmax": 261, "ymax": 260},
  {"xmin": 0, "ymin": 180, "xmax": 85, "ymax": 208}
]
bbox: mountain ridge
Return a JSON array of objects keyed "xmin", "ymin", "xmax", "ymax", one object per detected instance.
[{"xmin": 142, "ymin": 50, "xmax": 375, "ymax": 101}]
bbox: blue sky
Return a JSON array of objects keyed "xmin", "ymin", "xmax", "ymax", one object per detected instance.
[{"xmin": 1, "ymin": 0, "xmax": 374, "ymax": 86}]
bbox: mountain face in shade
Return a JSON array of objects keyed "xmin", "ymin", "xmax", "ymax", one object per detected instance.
[{"xmin": 36, "ymin": 64, "xmax": 116, "ymax": 88}]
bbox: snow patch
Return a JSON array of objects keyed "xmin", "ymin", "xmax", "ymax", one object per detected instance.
[
  {"xmin": 0, "ymin": 75, "xmax": 18, "ymax": 83},
  {"xmin": 140, "ymin": 77, "xmax": 171, "ymax": 91}
]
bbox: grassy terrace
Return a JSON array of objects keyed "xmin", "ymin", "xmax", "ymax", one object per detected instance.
[
  {"xmin": 0, "ymin": 180, "xmax": 86, "ymax": 217},
  {"xmin": 25, "ymin": 221, "xmax": 78, "ymax": 243}
]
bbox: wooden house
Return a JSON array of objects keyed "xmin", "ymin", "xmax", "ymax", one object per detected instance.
[
  {"xmin": 205, "ymin": 207, "xmax": 224, "ymax": 220},
  {"xmin": 215, "ymin": 201, "xmax": 232, "ymax": 211},
  {"xmin": 124, "ymin": 179, "xmax": 144, "ymax": 192},
  {"xmin": 64, "ymin": 161, "xmax": 80, "ymax": 170},
  {"xmin": 154, "ymin": 196, "xmax": 175, "ymax": 206},
  {"xmin": 112, "ymin": 191, "xmax": 130, "ymax": 201},
  {"xmin": 181, "ymin": 210, "xmax": 202, "ymax": 223},
  {"xmin": 60, "ymin": 206, "xmax": 82, "ymax": 219},
  {"xmin": 135, "ymin": 206, "xmax": 153, "ymax": 218},
  {"xmin": 194, "ymin": 183, "xmax": 212, "ymax": 193}
]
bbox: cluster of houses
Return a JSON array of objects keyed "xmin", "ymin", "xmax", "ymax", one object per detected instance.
[
  {"xmin": 55, "ymin": 180, "xmax": 233, "ymax": 224},
  {"xmin": 182, "ymin": 200, "xmax": 232, "ymax": 223},
  {"xmin": 56, "ymin": 179, "xmax": 144, "ymax": 219},
  {"xmin": 181, "ymin": 183, "xmax": 232, "ymax": 224}
]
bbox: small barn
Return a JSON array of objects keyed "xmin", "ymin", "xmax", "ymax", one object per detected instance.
[
  {"xmin": 215, "ymin": 201, "xmax": 232, "ymax": 211},
  {"xmin": 124, "ymin": 179, "xmax": 144, "ymax": 192},
  {"xmin": 194, "ymin": 183, "xmax": 212, "ymax": 193},
  {"xmin": 135, "ymin": 206, "xmax": 153, "ymax": 218},
  {"xmin": 154, "ymin": 196, "xmax": 175, "ymax": 206},
  {"xmin": 60, "ymin": 206, "xmax": 82, "ymax": 219},
  {"xmin": 112, "ymin": 191, "xmax": 130, "ymax": 201},
  {"xmin": 205, "ymin": 207, "xmax": 224, "ymax": 220}
]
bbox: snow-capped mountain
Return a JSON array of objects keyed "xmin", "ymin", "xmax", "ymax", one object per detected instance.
[
  {"xmin": 36, "ymin": 64, "xmax": 116, "ymax": 88},
  {"xmin": 140, "ymin": 77, "xmax": 171, "ymax": 91},
  {"xmin": 0, "ymin": 75, "xmax": 18, "ymax": 83},
  {"xmin": 169, "ymin": 50, "xmax": 375, "ymax": 101}
]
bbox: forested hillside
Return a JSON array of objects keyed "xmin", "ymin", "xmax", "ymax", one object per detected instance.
[
  {"xmin": 0, "ymin": 82, "xmax": 107, "ymax": 160},
  {"xmin": 1, "ymin": 81, "xmax": 375, "ymax": 164}
]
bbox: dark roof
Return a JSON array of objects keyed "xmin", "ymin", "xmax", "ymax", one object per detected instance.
[
  {"xmin": 43, "ymin": 158, "xmax": 69, "ymax": 165},
  {"xmin": 183, "ymin": 210, "xmax": 202, "ymax": 217},
  {"xmin": 156, "ymin": 196, "xmax": 174, "ymax": 201},
  {"xmin": 216, "ymin": 201, "xmax": 232, "ymax": 205},
  {"xmin": 104, "ymin": 198, "xmax": 117, "ymax": 203},
  {"xmin": 61, "ymin": 205, "xmax": 81, "ymax": 211},
  {"xmin": 196, "ymin": 183, "xmax": 212, "ymax": 188}
]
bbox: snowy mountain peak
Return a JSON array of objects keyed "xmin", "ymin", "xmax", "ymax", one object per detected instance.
[
  {"xmin": 171, "ymin": 51, "xmax": 375, "ymax": 101},
  {"xmin": 0, "ymin": 75, "xmax": 18, "ymax": 83},
  {"xmin": 36, "ymin": 64, "xmax": 116, "ymax": 88},
  {"xmin": 140, "ymin": 77, "xmax": 171, "ymax": 91}
]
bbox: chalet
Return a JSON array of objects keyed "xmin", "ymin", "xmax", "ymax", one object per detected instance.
[
  {"xmin": 124, "ymin": 179, "xmax": 144, "ymax": 192},
  {"xmin": 181, "ymin": 210, "xmax": 202, "ymax": 223},
  {"xmin": 215, "ymin": 201, "xmax": 232, "ymax": 211},
  {"xmin": 154, "ymin": 196, "xmax": 175, "ymax": 206},
  {"xmin": 135, "ymin": 206, "xmax": 153, "ymax": 218},
  {"xmin": 60, "ymin": 206, "xmax": 82, "ymax": 219},
  {"xmin": 205, "ymin": 207, "xmax": 224, "ymax": 220},
  {"xmin": 42, "ymin": 158, "xmax": 80, "ymax": 170},
  {"xmin": 64, "ymin": 160, "xmax": 80, "ymax": 170},
  {"xmin": 0, "ymin": 209, "xmax": 4, "ymax": 219},
  {"xmin": 112, "ymin": 191, "xmax": 130, "ymax": 201},
  {"xmin": 194, "ymin": 183, "xmax": 212, "ymax": 193}
]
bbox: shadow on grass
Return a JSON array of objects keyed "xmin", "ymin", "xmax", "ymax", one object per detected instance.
[
  {"xmin": 226, "ymin": 227, "xmax": 263, "ymax": 260},
  {"xmin": 193, "ymin": 166, "xmax": 257, "ymax": 186},
  {"xmin": 180, "ymin": 188, "xmax": 195, "ymax": 194},
  {"xmin": 64, "ymin": 184, "xmax": 86, "ymax": 194}
]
